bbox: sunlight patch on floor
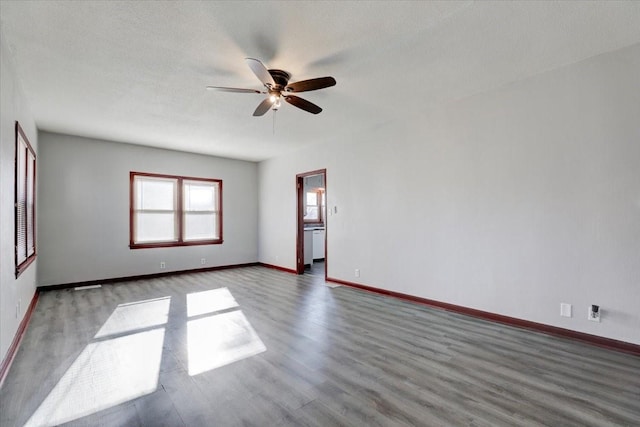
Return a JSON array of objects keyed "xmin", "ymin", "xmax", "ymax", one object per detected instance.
[
  {"xmin": 94, "ymin": 296, "xmax": 171, "ymax": 338},
  {"xmin": 24, "ymin": 297, "xmax": 170, "ymax": 427},
  {"xmin": 23, "ymin": 288, "xmax": 266, "ymax": 425},
  {"xmin": 24, "ymin": 329, "xmax": 164, "ymax": 427},
  {"xmin": 186, "ymin": 287, "xmax": 238, "ymax": 317},
  {"xmin": 187, "ymin": 309, "xmax": 266, "ymax": 376}
]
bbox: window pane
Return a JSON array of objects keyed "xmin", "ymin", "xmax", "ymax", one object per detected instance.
[
  {"xmin": 306, "ymin": 192, "xmax": 317, "ymax": 206},
  {"xmin": 136, "ymin": 178, "xmax": 176, "ymax": 210},
  {"xmin": 184, "ymin": 181, "xmax": 216, "ymax": 211},
  {"xmin": 135, "ymin": 213, "xmax": 177, "ymax": 243},
  {"xmin": 27, "ymin": 152, "xmax": 35, "ymax": 256},
  {"xmin": 305, "ymin": 206, "xmax": 319, "ymax": 221},
  {"xmin": 16, "ymin": 144, "xmax": 27, "ymax": 265},
  {"xmin": 184, "ymin": 213, "xmax": 217, "ymax": 241}
]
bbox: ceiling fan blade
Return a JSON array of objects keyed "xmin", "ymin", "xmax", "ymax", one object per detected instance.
[
  {"xmin": 245, "ymin": 58, "xmax": 276, "ymax": 87},
  {"xmin": 284, "ymin": 95, "xmax": 322, "ymax": 114},
  {"xmin": 206, "ymin": 86, "xmax": 263, "ymax": 94},
  {"xmin": 253, "ymin": 98, "xmax": 273, "ymax": 116},
  {"xmin": 285, "ymin": 77, "xmax": 336, "ymax": 93}
]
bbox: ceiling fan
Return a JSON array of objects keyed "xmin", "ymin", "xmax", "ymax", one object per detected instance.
[{"xmin": 207, "ymin": 58, "xmax": 336, "ymax": 116}]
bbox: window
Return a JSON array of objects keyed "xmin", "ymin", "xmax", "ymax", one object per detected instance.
[
  {"xmin": 130, "ymin": 172, "xmax": 222, "ymax": 248},
  {"xmin": 15, "ymin": 122, "xmax": 36, "ymax": 277},
  {"xmin": 304, "ymin": 189, "xmax": 324, "ymax": 224}
]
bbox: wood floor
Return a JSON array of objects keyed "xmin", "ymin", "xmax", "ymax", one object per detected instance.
[{"xmin": 1, "ymin": 266, "xmax": 639, "ymax": 426}]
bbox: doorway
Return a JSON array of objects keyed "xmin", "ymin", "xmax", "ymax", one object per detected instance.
[{"xmin": 296, "ymin": 169, "xmax": 327, "ymax": 277}]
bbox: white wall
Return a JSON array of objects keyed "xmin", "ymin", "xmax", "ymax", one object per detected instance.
[
  {"xmin": 0, "ymin": 34, "xmax": 38, "ymax": 362},
  {"xmin": 37, "ymin": 132, "xmax": 258, "ymax": 286},
  {"xmin": 259, "ymin": 43, "xmax": 640, "ymax": 344}
]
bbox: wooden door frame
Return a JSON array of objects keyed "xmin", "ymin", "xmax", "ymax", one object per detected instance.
[{"xmin": 296, "ymin": 169, "xmax": 327, "ymax": 276}]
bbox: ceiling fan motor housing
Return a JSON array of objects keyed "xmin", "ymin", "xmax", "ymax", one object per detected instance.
[{"xmin": 267, "ymin": 69, "xmax": 291, "ymax": 90}]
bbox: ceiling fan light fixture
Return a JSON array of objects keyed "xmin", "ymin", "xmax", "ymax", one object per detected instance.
[{"xmin": 271, "ymin": 95, "xmax": 282, "ymax": 110}]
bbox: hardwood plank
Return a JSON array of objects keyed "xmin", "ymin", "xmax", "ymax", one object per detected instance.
[{"xmin": 133, "ymin": 388, "xmax": 184, "ymax": 427}]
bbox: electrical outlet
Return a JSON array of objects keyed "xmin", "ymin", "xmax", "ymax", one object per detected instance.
[
  {"xmin": 201, "ymin": 258, "xmax": 206, "ymax": 265},
  {"xmin": 560, "ymin": 303, "xmax": 572, "ymax": 318},
  {"xmin": 588, "ymin": 305, "xmax": 601, "ymax": 322},
  {"xmin": 160, "ymin": 261, "xmax": 166, "ymax": 269},
  {"xmin": 355, "ymin": 269, "xmax": 360, "ymax": 278}
]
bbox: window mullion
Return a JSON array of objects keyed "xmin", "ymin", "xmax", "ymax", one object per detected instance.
[{"xmin": 177, "ymin": 178, "xmax": 184, "ymax": 243}]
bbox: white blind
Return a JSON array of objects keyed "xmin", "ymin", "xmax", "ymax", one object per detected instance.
[
  {"xmin": 27, "ymin": 150, "xmax": 35, "ymax": 256},
  {"xmin": 183, "ymin": 180, "xmax": 219, "ymax": 241},
  {"xmin": 15, "ymin": 128, "xmax": 36, "ymax": 271},
  {"xmin": 133, "ymin": 176, "xmax": 178, "ymax": 243},
  {"xmin": 16, "ymin": 142, "xmax": 27, "ymax": 265}
]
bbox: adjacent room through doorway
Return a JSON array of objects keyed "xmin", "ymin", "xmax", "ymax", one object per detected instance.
[{"xmin": 296, "ymin": 169, "xmax": 326, "ymax": 277}]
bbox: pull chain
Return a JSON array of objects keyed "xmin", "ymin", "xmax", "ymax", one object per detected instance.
[{"xmin": 273, "ymin": 108, "xmax": 277, "ymax": 135}]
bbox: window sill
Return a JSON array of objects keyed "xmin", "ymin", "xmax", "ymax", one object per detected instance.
[
  {"xmin": 130, "ymin": 240, "xmax": 223, "ymax": 249},
  {"xmin": 16, "ymin": 254, "xmax": 36, "ymax": 278}
]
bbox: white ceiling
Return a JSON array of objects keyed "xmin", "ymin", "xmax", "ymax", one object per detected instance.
[{"xmin": 2, "ymin": 1, "xmax": 640, "ymax": 162}]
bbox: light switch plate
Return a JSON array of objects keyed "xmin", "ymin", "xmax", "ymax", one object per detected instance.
[{"xmin": 560, "ymin": 303, "xmax": 572, "ymax": 318}]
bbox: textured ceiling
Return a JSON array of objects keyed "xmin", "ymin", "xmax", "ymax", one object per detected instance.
[{"xmin": 2, "ymin": 1, "xmax": 640, "ymax": 161}]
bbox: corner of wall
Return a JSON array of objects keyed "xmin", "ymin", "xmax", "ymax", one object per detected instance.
[{"xmin": 0, "ymin": 31, "xmax": 39, "ymax": 364}]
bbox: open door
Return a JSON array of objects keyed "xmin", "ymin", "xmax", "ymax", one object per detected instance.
[{"xmin": 296, "ymin": 169, "xmax": 327, "ymax": 276}]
